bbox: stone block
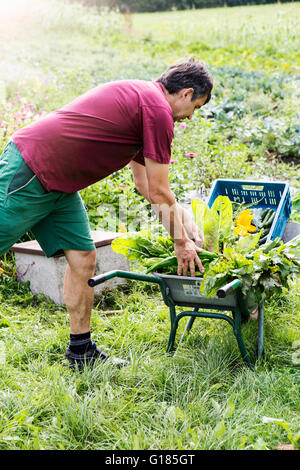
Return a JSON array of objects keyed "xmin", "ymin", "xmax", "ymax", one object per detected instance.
[{"xmin": 11, "ymin": 231, "xmax": 129, "ymax": 305}]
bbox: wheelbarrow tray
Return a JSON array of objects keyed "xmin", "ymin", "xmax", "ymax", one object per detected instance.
[{"xmin": 153, "ymin": 272, "xmax": 253, "ymax": 311}]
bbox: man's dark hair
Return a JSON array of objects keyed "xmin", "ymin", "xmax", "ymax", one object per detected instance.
[{"xmin": 156, "ymin": 57, "xmax": 213, "ymax": 104}]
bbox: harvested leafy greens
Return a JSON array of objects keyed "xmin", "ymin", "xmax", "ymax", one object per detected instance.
[
  {"xmin": 111, "ymin": 229, "xmax": 217, "ymax": 275},
  {"xmin": 111, "ymin": 196, "xmax": 300, "ymax": 304}
]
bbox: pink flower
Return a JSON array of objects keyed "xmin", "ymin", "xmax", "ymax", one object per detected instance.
[
  {"xmin": 170, "ymin": 159, "xmax": 177, "ymax": 164},
  {"xmin": 185, "ymin": 153, "xmax": 197, "ymax": 158},
  {"xmin": 180, "ymin": 122, "xmax": 187, "ymax": 129}
]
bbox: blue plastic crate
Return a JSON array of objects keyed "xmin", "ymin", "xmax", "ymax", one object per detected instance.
[{"xmin": 207, "ymin": 179, "xmax": 292, "ymax": 241}]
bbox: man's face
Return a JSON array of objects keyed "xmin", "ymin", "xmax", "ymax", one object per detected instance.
[{"xmin": 171, "ymin": 89, "xmax": 208, "ymax": 122}]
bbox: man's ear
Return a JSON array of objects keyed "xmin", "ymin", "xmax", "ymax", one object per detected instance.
[{"xmin": 183, "ymin": 88, "xmax": 194, "ymax": 99}]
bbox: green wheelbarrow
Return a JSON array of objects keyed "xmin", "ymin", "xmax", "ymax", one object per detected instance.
[
  {"xmin": 88, "ymin": 221, "xmax": 299, "ymax": 370},
  {"xmin": 88, "ymin": 270, "xmax": 262, "ymax": 370}
]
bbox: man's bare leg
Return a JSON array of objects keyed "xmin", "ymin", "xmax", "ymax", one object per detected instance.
[
  {"xmin": 63, "ymin": 249, "xmax": 128, "ymax": 368},
  {"xmin": 63, "ymin": 249, "xmax": 96, "ymax": 334}
]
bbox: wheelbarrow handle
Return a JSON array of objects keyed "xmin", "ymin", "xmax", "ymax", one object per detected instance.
[
  {"xmin": 88, "ymin": 270, "xmax": 163, "ymax": 287},
  {"xmin": 88, "ymin": 272, "xmax": 112, "ymax": 287},
  {"xmin": 217, "ymin": 279, "xmax": 242, "ymax": 298}
]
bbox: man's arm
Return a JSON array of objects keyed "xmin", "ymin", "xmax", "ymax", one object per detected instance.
[
  {"xmin": 129, "ymin": 160, "xmax": 150, "ymax": 201},
  {"xmin": 130, "ymin": 160, "xmax": 204, "ymax": 246},
  {"xmin": 130, "ymin": 159, "xmax": 204, "ymax": 276}
]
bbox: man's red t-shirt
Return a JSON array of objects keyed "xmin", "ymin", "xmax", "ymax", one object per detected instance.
[{"xmin": 12, "ymin": 80, "xmax": 174, "ymax": 193}]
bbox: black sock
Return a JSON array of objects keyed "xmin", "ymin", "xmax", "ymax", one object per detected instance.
[{"xmin": 69, "ymin": 332, "xmax": 92, "ymax": 354}]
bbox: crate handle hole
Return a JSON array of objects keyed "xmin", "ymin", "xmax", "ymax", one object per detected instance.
[{"xmin": 241, "ymin": 185, "xmax": 264, "ymax": 191}]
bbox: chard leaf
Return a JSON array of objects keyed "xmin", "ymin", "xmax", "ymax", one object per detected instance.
[
  {"xmin": 191, "ymin": 199, "xmax": 208, "ymax": 235},
  {"xmin": 200, "ymin": 258, "xmax": 232, "ymax": 297},
  {"xmin": 223, "ymin": 246, "xmax": 252, "ymax": 268},
  {"xmin": 234, "ymin": 230, "xmax": 262, "ymax": 252},
  {"xmin": 191, "ymin": 198, "xmax": 219, "ymax": 252},
  {"xmin": 203, "ymin": 212, "xmax": 220, "ymax": 253},
  {"xmin": 111, "ymin": 229, "xmax": 172, "ymax": 261},
  {"xmin": 192, "ymin": 196, "xmax": 233, "ymax": 253},
  {"xmin": 111, "ymin": 235, "xmax": 145, "ymax": 260},
  {"xmin": 210, "ymin": 195, "xmax": 233, "ymax": 241}
]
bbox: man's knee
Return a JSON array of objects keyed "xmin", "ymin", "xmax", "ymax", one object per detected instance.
[
  {"xmin": 65, "ymin": 249, "xmax": 97, "ymax": 276},
  {"xmin": 81, "ymin": 250, "xmax": 97, "ymax": 271}
]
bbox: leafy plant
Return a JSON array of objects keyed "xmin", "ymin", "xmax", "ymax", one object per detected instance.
[
  {"xmin": 191, "ymin": 196, "xmax": 233, "ymax": 253},
  {"xmin": 200, "ymin": 235, "xmax": 300, "ymax": 305},
  {"xmin": 111, "ymin": 229, "xmax": 217, "ymax": 274},
  {"xmin": 112, "ymin": 196, "xmax": 300, "ymax": 305}
]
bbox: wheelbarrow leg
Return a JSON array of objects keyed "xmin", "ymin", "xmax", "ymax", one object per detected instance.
[
  {"xmin": 166, "ymin": 304, "xmax": 177, "ymax": 353},
  {"xmin": 233, "ymin": 307, "xmax": 254, "ymax": 370},
  {"xmin": 177, "ymin": 308, "xmax": 198, "ymax": 348},
  {"xmin": 257, "ymin": 301, "xmax": 264, "ymax": 365}
]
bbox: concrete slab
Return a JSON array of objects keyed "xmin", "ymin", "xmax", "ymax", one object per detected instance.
[{"xmin": 11, "ymin": 231, "xmax": 130, "ymax": 305}]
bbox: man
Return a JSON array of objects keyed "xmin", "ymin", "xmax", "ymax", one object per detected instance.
[{"xmin": 0, "ymin": 57, "xmax": 213, "ymax": 368}]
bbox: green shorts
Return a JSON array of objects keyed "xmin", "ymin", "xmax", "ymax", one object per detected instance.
[{"xmin": 0, "ymin": 141, "xmax": 95, "ymax": 257}]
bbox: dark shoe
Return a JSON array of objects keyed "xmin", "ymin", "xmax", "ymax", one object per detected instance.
[{"xmin": 65, "ymin": 342, "xmax": 128, "ymax": 370}]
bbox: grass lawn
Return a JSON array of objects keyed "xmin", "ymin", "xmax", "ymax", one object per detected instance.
[{"xmin": 0, "ymin": 0, "xmax": 299, "ymax": 450}]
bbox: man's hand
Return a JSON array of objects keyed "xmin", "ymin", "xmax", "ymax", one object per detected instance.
[
  {"xmin": 189, "ymin": 223, "xmax": 204, "ymax": 249},
  {"xmin": 176, "ymin": 205, "xmax": 204, "ymax": 249},
  {"xmin": 174, "ymin": 239, "xmax": 204, "ymax": 277}
]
